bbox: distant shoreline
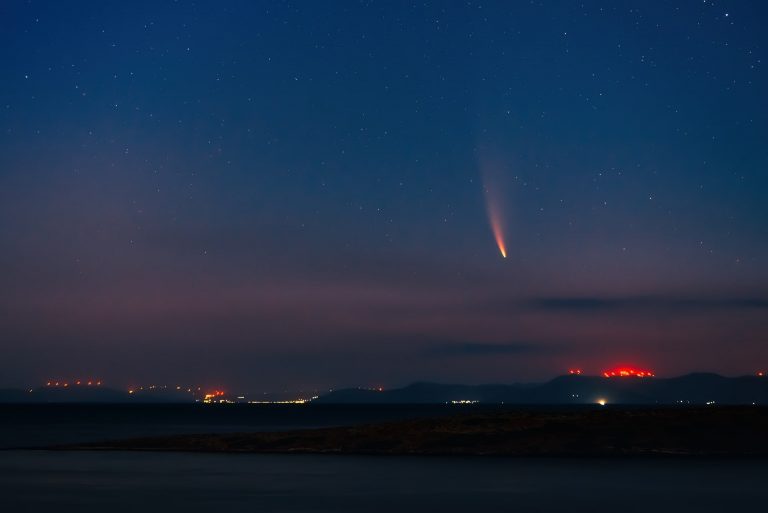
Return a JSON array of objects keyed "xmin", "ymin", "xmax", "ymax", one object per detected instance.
[{"xmin": 55, "ymin": 407, "xmax": 768, "ymax": 457}]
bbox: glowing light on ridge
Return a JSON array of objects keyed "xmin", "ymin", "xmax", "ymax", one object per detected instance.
[{"xmin": 602, "ymin": 366, "xmax": 655, "ymax": 378}]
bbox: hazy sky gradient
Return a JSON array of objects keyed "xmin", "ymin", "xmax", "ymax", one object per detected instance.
[{"xmin": 1, "ymin": 1, "xmax": 767, "ymax": 390}]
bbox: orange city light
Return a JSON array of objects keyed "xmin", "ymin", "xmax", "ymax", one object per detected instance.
[
  {"xmin": 568, "ymin": 369, "xmax": 582, "ymax": 375},
  {"xmin": 203, "ymin": 390, "xmax": 226, "ymax": 401}
]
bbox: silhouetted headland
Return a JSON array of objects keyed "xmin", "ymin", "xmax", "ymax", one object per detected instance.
[{"xmin": 60, "ymin": 407, "xmax": 768, "ymax": 457}]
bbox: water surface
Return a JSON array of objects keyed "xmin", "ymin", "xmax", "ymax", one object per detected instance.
[{"xmin": 1, "ymin": 451, "xmax": 765, "ymax": 512}]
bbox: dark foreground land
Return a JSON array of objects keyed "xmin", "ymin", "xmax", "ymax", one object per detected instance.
[{"xmin": 63, "ymin": 406, "xmax": 768, "ymax": 456}]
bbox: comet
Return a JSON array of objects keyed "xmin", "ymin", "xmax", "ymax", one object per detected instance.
[
  {"xmin": 486, "ymin": 201, "xmax": 507, "ymax": 258},
  {"xmin": 480, "ymin": 155, "xmax": 508, "ymax": 259}
]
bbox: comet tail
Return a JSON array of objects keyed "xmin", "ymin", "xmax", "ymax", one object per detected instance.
[{"xmin": 487, "ymin": 204, "xmax": 507, "ymax": 258}]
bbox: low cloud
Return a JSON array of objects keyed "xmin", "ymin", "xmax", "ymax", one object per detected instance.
[
  {"xmin": 425, "ymin": 341, "xmax": 550, "ymax": 357},
  {"xmin": 523, "ymin": 296, "xmax": 768, "ymax": 313}
]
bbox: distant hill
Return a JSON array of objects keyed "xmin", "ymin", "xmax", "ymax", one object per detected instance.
[
  {"xmin": 314, "ymin": 374, "xmax": 768, "ymax": 405},
  {"xmin": 0, "ymin": 386, "xmax": 195, "ymax": 403}
]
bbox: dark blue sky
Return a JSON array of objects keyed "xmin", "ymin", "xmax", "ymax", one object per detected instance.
[{"xmin": 1, "ymin": 1, "xmax": 766, "ymax": 391}]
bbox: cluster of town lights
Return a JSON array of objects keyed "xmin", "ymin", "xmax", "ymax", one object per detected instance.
[
  {"xmin": 128, "ymin": 385, "xmax": 201, "ymax": 394},
  {"xmin": 203, "ymin": 390, "xmax": 226, "ymax": 403},
  {"xmin": 46, "ymin": 380, "xmax": 101, "ymax": 387},
  {"xmin": 247, "ymin": 398, "xmax": 317, "ymax": 404}
]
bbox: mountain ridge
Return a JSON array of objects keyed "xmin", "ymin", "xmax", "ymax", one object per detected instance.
[
  {"xmin": 2, "ymin": 373, "xmax": 766, "ymax": 404},
  {"xmin": 315, "ymin": 373, "xmax": 768, "ymax": 405}
]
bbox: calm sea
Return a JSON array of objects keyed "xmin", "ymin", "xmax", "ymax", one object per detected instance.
[
  {"xmin": 1, "ymin": 451, "xmax": 766, "ymax": 512},
  {"xmin": 0, "ymin": 403, "xmax": 597, "ymax": 449},
  {"xmin": 1, "ymin": 405, "xmax": 766, "ymax": 512},
  {"xmin": 0, "ymin": 403, "xmax": 493, "ymax": 448}
]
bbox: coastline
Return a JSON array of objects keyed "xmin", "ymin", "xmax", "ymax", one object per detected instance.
[{"xmin": 56, "ymin": 406, "xmax": 768, "ymax": 457}]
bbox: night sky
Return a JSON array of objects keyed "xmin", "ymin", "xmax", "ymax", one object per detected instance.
[{"xmin": 1, "ymin": 1, "xmax": 767, "ymax": 392}]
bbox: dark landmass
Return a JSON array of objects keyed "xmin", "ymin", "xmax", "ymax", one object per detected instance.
[
  {"xmin": 62, "ymin": 407, "xmax": 768, "ymax": 457},
  {"xmin": 3, "ymin": 373, "xmax": 767, "ymax": 404},
  {"xmin": 0, "ymin": 387, "xmax": 193, "ymax": 403},
  {"xmin": 316, "ymin": 373, "xmax": 768, "ymax": 405}
]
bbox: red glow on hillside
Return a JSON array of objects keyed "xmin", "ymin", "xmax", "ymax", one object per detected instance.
[
  {"xmin": 568, "ymin": 369, "xmax": 582, "ymax": 375},
  {"xmin": 603, "ymin": 367, "xmax": 654, "ymax": 378}
]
